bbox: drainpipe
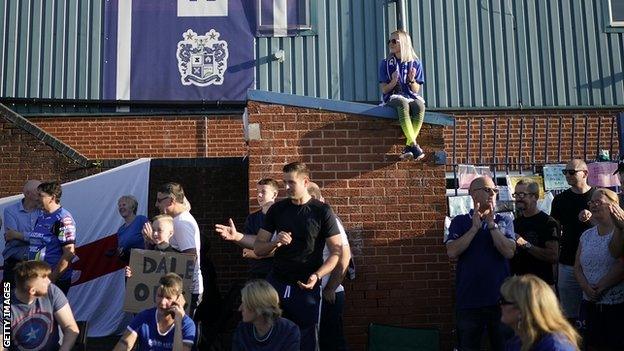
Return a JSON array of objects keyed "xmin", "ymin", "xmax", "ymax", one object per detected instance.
[{"xmin": 396, "ymin": 0, "xmax": 407, "ymax": 31}]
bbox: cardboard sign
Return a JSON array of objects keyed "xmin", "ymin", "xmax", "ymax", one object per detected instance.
[
  {"xmin": 506, "ymin": 175, "xmax": 545, "ymax": 199},
  {"xmin": 124, "ymin": 249, "xmax": 195, "ymax": 313},
  {"xmin": 587, "ymin": 162, "xmax": 620, "ymax": 187},
  {"xmin": 542, "ymin": 164, "xmax": 569, "ymax": 190}
]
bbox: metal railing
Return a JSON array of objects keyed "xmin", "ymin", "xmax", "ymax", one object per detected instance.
[{"xmin": 447, "ymin": 112, "xmax": 624, "ymax": 195}]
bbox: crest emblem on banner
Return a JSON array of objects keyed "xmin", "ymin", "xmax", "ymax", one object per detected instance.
[{"xmin": 176, "ymin": 29, "xmax": 229, "ymax": 86}]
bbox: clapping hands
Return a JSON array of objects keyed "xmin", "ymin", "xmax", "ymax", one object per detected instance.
[{"xmin": 472, "ymin": 202, "xmax": 495, "ymax": 229}]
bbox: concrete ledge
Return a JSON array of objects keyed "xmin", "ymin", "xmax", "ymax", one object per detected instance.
[{"xmin": 247, "ymin": 90, "xmax": 454, "ymax": 126}]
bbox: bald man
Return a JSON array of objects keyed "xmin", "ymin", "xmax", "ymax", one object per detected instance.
[
  {"xmin": 445, "ymin": 176, "xmax": 515, "ymax": 351},
  {"xmin": 2, "ymin": 180, "xmax": 42, "ymax": 283},
  {"xmin": 550, "ymin": 159, "xmax": 595, "ymax": 322}
]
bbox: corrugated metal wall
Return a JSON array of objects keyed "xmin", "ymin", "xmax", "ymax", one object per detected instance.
[
  {"xmin": 0, "ymin": 0, "xmax": 103, "ymax": 99},
  {"xmin": 256, "ymin": 0, "xmax": 624, "ymax": 108},
  {"xmin": 1, "ymin": 0, "xmax": 623, "ymax": 108}
]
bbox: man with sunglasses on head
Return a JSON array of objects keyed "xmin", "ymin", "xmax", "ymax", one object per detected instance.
[
  {"xmin": 143, "ymin": 183, "xmax": 203, "ymax": 317},
  {"xmin": 509, "ymin": 179, "xmax": 560, "ymax": 288},
  {"xmin": 550, "ymin": 159, "xmax": 595, "ymax": 323},
  {"xmin": 445, "ymin": 176, "xmax": 516, "ymax": 351}
]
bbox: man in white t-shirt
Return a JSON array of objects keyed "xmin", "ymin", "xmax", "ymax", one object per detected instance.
[
  {"xmin": 307, "ymin": 182, "xmax": 351, "ymax": 351},
  {"xmin": 144, "ymin": 182, "xmax": 203, "ymax": 316}
]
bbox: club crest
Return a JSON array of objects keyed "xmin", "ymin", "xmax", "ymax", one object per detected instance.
[{"xmin": 176, "ymin": 29, "xmax": 229, "ymax": 86}]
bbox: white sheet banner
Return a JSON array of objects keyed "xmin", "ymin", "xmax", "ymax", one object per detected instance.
[{"xmin": 0, "ymin": 158, "xmax": 151, "ymax": 337}]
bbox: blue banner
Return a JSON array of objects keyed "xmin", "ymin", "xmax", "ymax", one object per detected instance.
[{"xmin": 103, "ymin": 0, "xmax": 255, "ymax": 102}]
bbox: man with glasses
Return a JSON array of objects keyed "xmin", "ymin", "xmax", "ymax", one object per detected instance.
[
  {"xmin": 2, "ymin": 180, "xmax": 42, "ymax": 284},
  {"xmin": 144, "ymin": 182, "xmax": 203, "ymax": 317},
  {"xmin": 445, "ymin": 176, "xmax": 516, "ymax": 351},
  {"xmin": 550, "ymin": 159, "xmax": 595, "ymax": 323},
  {"xmin": 509, "ymin": 179, "xmax": 559, "ymax": 287}
]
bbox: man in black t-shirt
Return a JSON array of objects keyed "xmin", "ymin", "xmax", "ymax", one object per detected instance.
[
  {"xmin": 254, "ymin": 162, "xmax": 342, "ymax": 351},
  {"xmin": 550, "ymin": 159, "xmax": 595, "ymax": 321},
  {"xmin": 609, "ymin": 159, "xmax": 624, "ymax": 258},
  {"xmin": 510, "ymin": 179, "xmax": 559, "ymax": 285}
]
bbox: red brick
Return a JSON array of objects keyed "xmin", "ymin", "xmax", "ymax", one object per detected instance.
[{"xmin": 12, "ymin": 103, "xmax": 615, "ymax": 351}]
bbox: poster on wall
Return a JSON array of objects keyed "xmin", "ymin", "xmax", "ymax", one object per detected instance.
[
  {"xmin": 542, "ymin": 164, "xmax": 569, "ymax": 190},
  {"xmin": 506, "ymin": 175, "xmax": 545, "ymax": 199},
  {"xmin": 447, "ymin": 195, "xmax": 473, "ymax": 217},
  {"xmin": 103, "ymin": 0, "xmax": 255, "ymax": 101},
  {"xmin": 457, "ymin": 165, "xmax": 493, "ymax": 189},
  {"xmin": 587, "ymin": 162, "xmax": 620, "ymax": 187}
]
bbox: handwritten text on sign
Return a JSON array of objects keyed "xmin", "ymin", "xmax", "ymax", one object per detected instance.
[{"xmin": 124, "ymin": 249, "xmax": 195, "ymax": 313}]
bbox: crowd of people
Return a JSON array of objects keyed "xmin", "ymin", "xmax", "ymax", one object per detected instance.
[
  {"xmin": 1, "ymin": 161, "xmax": 353, "ymax": 351},
  {"xmin": 3, "ymin": 156, "xmax": 624, "ymax": 351},
  {"xmin": 446, "ymin": 158, "xmax": 624, "ymax": 351}
]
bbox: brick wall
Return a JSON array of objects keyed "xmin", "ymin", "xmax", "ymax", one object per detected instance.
[
  {"xmin": 29, "ymin": 115, "xmax": 246, "ymax": 159},
  {"xmin": 443, "ymin": 109, "xmax": 622, "ymax": 172},
  {"xmin": 0, "ymin": 118, "xmax": 98, "ymax": 197},
  {"xmin": 246, "ymin": 101, "xmax": 453, "ymax": 350},
  {"xmin": 11, "ymin": 105, "xmax": 621, "ymax": 350}
]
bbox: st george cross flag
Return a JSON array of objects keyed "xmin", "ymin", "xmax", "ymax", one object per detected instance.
[
  {"xmin": 103, "ymin": 0, "xmax": 255, "ymax": 101},
  {"xmin": 0, "ymin": 158, "xmax": 151, "ymax": 336}
]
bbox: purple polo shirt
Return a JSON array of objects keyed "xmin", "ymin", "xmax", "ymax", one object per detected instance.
[{"xmin": 445, "ymin": 210, "xmax": 515, "ymax": 309}]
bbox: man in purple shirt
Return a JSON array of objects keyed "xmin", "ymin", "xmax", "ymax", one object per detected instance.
[
  {"xmin": 3, "ymin": 180, "xmax": 42, "ymax": 284},
  {"xmin": 445, "ymin": 176, "xmax": 516, "ymax": 351}
]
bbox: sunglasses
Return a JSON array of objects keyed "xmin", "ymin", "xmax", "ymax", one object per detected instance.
[
  {"xmin": 156, "ymin": 196, "xmax": 171, "ymax": 203},
  {"xmin": 473, "ymin": 187, "xmax": 499, "ymax": 195},
  {"xmin": 387, "ymin": 38, "xmax": 398, "ymax": 45},
  {"xmin": 498, "ymin": 297, "xmax": 515, "ymax": 306},
  {"xmin": 512, "ymin": 192, "xmax": 536, "ymax": 199},
  {"xmin": 561, "ymin": 169, "xmax": 585, "ymax": 175}
]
